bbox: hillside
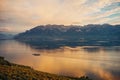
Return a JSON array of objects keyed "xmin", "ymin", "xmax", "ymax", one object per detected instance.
[
  {"xmin": 0, "ymin": 33, "xmax": 13, "ymax": 40},
  {"xmin": 0, "ymin": 33, "xmax": 7, "ymax": 40},
  {"xmin": 14, "ymin": 24, "xmax": 120, "ymax": 48},
  {"xmin": 0, "ymin": 56, "xmax": 91, "ymax": 80}
]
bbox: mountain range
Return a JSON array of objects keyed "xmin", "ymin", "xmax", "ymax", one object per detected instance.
[{"xmin": 14, "ymin": 24, "xmax": 120, "ymax": 48}]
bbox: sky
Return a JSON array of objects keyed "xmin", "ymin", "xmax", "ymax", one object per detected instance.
[{"xmin": 0, "ymin": 0, "xmax": 120, "ymax": 33}]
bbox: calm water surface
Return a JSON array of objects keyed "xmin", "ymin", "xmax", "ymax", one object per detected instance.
[{"xmin": 0, "ymin": 40, "xmax": 120, "ymax": 80}]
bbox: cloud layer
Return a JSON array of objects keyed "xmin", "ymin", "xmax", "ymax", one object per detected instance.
[{"xmin": 0, "ymin": 0, "xmax": 120, "ymax": 32}]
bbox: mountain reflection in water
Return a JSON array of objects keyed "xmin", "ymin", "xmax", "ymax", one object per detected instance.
[{"xmin": 0, "ymin": 40, "xmax": 120, "ymax": 80}]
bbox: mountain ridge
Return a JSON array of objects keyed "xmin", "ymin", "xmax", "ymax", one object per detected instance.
[{"xmin": 14, "ymin": 24, "xmax": 120, "ymax": 48}]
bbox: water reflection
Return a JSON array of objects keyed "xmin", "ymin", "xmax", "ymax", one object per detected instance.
[{"xmin": 0, "ymin": 40, "xmax": 120, "ymax": 80}]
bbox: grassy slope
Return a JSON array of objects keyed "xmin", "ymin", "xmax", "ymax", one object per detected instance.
[{"xmin": 0, "ymin": 56, "xmax": 92, "ymax": 80}]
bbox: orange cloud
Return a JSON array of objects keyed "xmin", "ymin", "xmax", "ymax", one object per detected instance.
[{"xmin": 0, "ymin": 0, "xmax": 120, "ymax": 32}]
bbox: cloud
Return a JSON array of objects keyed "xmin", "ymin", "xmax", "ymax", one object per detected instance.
[
  {"xmin": 0, "ymin": 0, "xmax": 120, "ymax": 32},
  {"xmin": 0, "ymin": 27, "xmax": 11, "ymax": 32},
  {"xmin": 101, "ymin": 2, "xmax": 120, "ymax": 12}
]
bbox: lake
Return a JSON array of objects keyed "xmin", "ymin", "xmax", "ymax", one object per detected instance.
[{"xmin": 0, "ymin": 40, "xmax": 120, "ymax": 80}]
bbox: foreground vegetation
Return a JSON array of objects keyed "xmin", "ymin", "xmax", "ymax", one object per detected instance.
[{"xmin": 0, "ymin": 56, "xmax": 92, "ymax": 80}]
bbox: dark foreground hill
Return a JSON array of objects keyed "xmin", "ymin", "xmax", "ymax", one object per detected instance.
[
  {"xmin": 14, "ymin": 24, "xmax": 120, "ymax": 49},
  {"xmin": 0, "ymin": 56, "xmax": 91, "ymax": 80}
]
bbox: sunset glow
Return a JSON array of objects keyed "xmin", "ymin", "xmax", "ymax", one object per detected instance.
[{"xmin": 0, "ymin": 0, "xmax": 120, "ymax": 32}]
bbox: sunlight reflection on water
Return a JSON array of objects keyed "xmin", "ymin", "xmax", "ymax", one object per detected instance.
[{"xmin": 0, "ymin": 40, "xmax": 120, "ymax": 80}]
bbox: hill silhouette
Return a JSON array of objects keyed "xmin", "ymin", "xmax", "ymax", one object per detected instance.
[{"xmin": 14, "ymin": 24, "xmax": 120, "ymax": 49}]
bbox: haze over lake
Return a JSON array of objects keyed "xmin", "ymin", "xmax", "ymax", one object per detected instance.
[{"xmin": 0, "ymin": 40, "xmax": 120, "ymax": 80}]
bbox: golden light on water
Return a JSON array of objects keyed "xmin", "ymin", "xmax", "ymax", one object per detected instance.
[{"xmin": 0, "ymin": 40, "xmax": 120, "ymax": 80}]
